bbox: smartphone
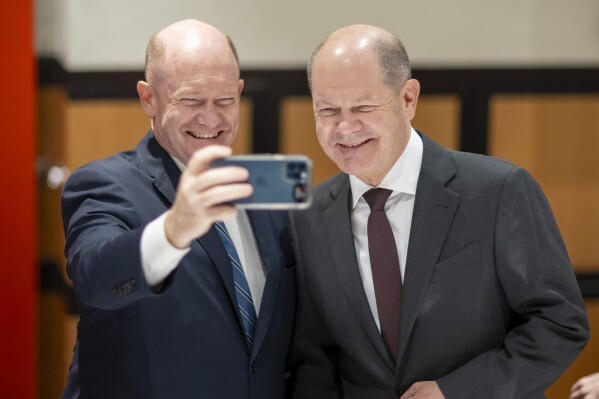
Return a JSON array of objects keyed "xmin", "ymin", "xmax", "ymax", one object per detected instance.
[{"xmin": 211, "ymin": 154, "xmax": 312, "ymax": 209}]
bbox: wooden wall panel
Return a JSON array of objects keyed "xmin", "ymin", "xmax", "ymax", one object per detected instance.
[
  {"xmin": 489, "ymin": 95, "xmax": 599, "ymax": 270},
  {"xmin": 38, "ymin": 293, "xmax": 67, "ymax": 399},
  {"xmin": 280, "ymin": 95, "xmax": 461, "ymax": 185},
  {"xmin": 38, "ymin": 87, "xmax": 68, "ymax": 270},
  {"xmin": 234, "ymin": 98, "xmax": 253, "ymax": 155},
  {"xmin": 38, "ymin": 86, "xmax": 70, "ymax": 398},
  {"xmin": 412, "ymin": 95, "xmax": 461, "ymax": 150},
  {"xmin": 65, "ymin": 100, "xmax": 152, "ymax": 170}
]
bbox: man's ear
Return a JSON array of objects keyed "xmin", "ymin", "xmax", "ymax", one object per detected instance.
[
  {"xmin": 237, "ymin": 79, "xmax": 244, "ymax": 98},
  {"xmin": 402, "ymin": 79, "xmax": 420, "ymax": 121},
  {"xmin": 137, "ymin": 81, "xmax": 155, "ymax": 118}
]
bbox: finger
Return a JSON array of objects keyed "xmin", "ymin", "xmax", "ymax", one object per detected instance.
[
  {"xmin": 205, "ymin": 203, "xmax": 239, "ymax": 222},
  {"xmin": 571, "ymin": 375, "xmax": 599, "ymax": 398},
  {"xmin": 185, "ymin": 145, "xmax": 232, "ymax": 177},
  {"xmin": 199, "ymin": 183, "xmax": 253, "ymax": 208},
  {"xmin": 191, "ymin": 166, "xmax": 250, "ymax": 193},
  {"xmin": 570, "ymin": 386, "xmax": 591, "ymax": 399},
  {"xmin": 399, "ymin": 384, "xmax": 419, "ymax": 399}
]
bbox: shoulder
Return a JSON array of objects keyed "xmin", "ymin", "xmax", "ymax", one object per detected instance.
[
  {"xmin": 449, "ymin": 150, "xmax": 518, "ymax": 179},
  {"xmin": 73, "ymin": 149, "xmax": 138, "ymax": 175},
  {"xmin": 61, "ymin": 150, "xmax": 150, "ymax": 215},
  {"xmin": 443, "ymin": 150, "xmax": 544, "ymax": 206},
  {"xmin": 65, "ymin": 150, "xmax": 140, "ymax": 187},
  {"xmin": 419, "ymin": 131, "xmax": 538, "ymax": 196}
]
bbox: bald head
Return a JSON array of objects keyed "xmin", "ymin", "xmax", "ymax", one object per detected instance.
[
  {"xmin": 136, "ymin": 19, "xmax": 244, "ymax": 165},
  {"xmin": 307, "ymin": 24, "xmax": 411, "ymax": 91},
  {"xmin": 145, "ymin": 19, "xmax": 239, "ymax": 84}
]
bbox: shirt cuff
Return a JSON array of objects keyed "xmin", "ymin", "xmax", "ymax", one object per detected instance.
[{"xmin": 141, "ymin": 212, "xmax": 190, "ymax": 287}]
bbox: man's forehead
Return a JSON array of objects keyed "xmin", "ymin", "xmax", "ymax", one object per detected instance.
[{"xmin": 312, "ymin": 88, "xmax": 389, "ymax": 106}]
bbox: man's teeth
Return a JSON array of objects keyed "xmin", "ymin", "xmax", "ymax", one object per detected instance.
[
  {"xmin": 189, "ymin": 131, "xmax": 218, "ymax": 139},
  {"xmin": 343, "ymin": 140, "xmax": 366, "ymax": 147}
]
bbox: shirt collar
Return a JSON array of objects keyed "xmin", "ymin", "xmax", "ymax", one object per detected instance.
[
  {"xmin": 350, "ymin": 127, "xmax": 423, "ymax": 209},
  {"xmin": 171, "ymin": 155, "xmax": 186, "ymax": 172}
]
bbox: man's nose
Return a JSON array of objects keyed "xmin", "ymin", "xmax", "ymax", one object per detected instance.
[
  {"xmin": 336, "ymin": 114, "xmax": 361, "ymax": 134},
  {"xmin": 196, "ymin": 105, "xmax": 221, "ymax": 128}
]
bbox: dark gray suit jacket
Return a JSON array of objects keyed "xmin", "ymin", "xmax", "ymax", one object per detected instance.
[{"xmin": 290, "ymin": 131, "xmax": 588, "ymax": 399}]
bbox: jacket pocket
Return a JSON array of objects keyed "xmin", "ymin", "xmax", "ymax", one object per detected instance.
[{"xmin": 430, "ymin": 240, "xmax": 481, "ymax": 284}]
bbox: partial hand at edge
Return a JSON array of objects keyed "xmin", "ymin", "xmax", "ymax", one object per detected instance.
[
  {"xmin": 399, "ymin": 381, "xmax": 445, "ymax": 399},
  {"xmin": 570, "ymin": 372, "xmax": 599, "ymax": 399}
]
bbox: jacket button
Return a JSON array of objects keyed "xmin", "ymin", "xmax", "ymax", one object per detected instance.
[{"xmin": 250, "ymin": 362, "xmax": 257, "ymax": 372}]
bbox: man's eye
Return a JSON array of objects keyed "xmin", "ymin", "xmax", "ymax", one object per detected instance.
[
  {"xmin": 317, "ymin": 108, "xmax": 339, "ymax": 117},
  {"xmin": 216, "ymin": 98, "xmax": 236, "ymax": 106},
  {"xmin": 355, "ymin": 105, "xmax": 377, "ymax": 113},
  {"xmin": 180, "ymin": 98, "xmax": 200, "ymax": 106}
]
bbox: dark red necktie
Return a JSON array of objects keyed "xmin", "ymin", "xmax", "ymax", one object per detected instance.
[{"xmin": 363, "ymin": 188, "xmax": 402, "ymax": 362}]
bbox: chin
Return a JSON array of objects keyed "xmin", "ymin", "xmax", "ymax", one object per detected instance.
[
  {"xmin": 336, "ymin": 161, "xmax": 367, "ymax": 178},
  {"xmin": 334, "ymin": 151, "xmax": 364, "ymax": 169}
]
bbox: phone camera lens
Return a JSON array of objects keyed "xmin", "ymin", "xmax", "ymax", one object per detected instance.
[
  {"xmin": 287, "ymin": 162, "xmax": 306, "ymax": 179},
  {"xmin": 293, "ymin": 184, "xmax": 307, "ymax": 202}
]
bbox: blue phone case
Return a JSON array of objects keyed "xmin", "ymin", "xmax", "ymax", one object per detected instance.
[{"xmin": 211, "ymin": 155, "xmax": 312, "ymax": 209}]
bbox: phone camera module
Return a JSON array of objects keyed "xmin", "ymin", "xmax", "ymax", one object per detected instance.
[
  {"xmin": 293, "ymin": 184, "xmax": 307, "ymax": 203},
  {"xmin": 286, "ymin": 162, "xmax": 307, "ymax": 180}
]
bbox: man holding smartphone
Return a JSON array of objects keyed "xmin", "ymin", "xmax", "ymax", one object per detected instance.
[{"xmin": 61, "ymin": 19, "xmax": 296, "ymax": 398}]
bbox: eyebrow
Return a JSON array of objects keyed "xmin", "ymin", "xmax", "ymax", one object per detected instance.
[
  {"xmin": 313, "ymin": 98, "xmax": 335, "ymax": 107},
  {"xmin": 355, "ymin": 95, "xmax": 378, "ymax": 103},
  {"xmin": 314, "ymin": 95, "xmax": 382, "ymax": 108}
]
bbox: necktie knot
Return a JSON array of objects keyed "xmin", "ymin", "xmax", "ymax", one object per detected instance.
[{"xmin": 363, "ymin": 188, "xmax": 392, "ymax": 211}]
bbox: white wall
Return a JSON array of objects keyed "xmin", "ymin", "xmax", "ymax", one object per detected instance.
[{"xmin": 36, "ymin": 0, "xmax": 599, "ymax": 71}]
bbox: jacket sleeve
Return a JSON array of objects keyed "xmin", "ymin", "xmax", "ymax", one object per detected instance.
[
  {"xmin": 437, "ymin": 167, "xmax": 589, "ymax": 398},
  {"xmin": 62, "ymin": 162, "xmax": 158, "ymax": 310}
]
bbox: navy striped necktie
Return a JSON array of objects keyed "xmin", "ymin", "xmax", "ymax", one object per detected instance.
[{"xmin": 214, "ymin": 221, "xmax": 258, "ymax": 348}]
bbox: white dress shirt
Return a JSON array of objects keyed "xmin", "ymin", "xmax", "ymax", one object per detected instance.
[
  {"xmin": 140, "ymin": 157, "xmax": 267, "ymax": 314},
  {"xmin": 349, "ymin": 128, "xmax": 423, "ymax": 330}
]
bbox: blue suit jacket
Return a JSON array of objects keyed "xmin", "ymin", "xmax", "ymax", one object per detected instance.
[{"xmin": 61, "ymin": 131, "xmax": 296, "ymax": 399}]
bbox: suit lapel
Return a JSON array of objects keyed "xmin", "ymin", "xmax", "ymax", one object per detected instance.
[
  {"xmin": 245, "ymin": 210, "xmax": 278, "ymax": 356},
  {"xmin": 138, "ymin": 131, "xmax": 238, "ymax": 326},
  {"xmin": 324, "ymin": 176, "xmax": 395, "ymax": 370},
  {"xmin": 395, "ymin": 133, "xmax": 460, "ymax": 375}
]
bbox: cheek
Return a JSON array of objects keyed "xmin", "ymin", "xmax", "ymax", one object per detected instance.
[
  {"xmin": 222, "ymin": 106, "xmax": 240, "ymax": 126},
  {"xmin": 315, "ymin": 127, "xmax": 332, "ymax": 150},
  {"xmin": 316, "ymin": 120, "xmax": 333, "ymax": 138},
  {"xmin": 227, "ymin": 110, "xmax": 240, "ymax": 126},
  {"xmin": 160, "ymin": 106, "xmax": 183, "ymax": 127}
]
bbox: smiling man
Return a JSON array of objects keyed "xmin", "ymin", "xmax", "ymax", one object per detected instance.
[
  {"xmin": 289, "ymin": 24, "xmax": 588, "ymax": 399},
  {"xmin": 60, "ymin": 19, "xmax": 296, "ymax": 399}
]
